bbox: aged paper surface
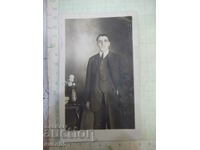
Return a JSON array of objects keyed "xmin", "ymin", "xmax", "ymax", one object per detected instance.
[{"xmin": 44, "ymin": 0, "xmax": 155, "ymax": 149}]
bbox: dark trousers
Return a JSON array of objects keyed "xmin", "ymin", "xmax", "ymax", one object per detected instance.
[{"xmin": 93, "ymin": 93, "xmax": 121, "ymax": 129}]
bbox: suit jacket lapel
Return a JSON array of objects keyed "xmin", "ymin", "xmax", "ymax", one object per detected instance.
[
  {"xmin": 107, "ymin": 52, "xmax": 114, "ymax": 73},
  {"xmin": 93, "ymin": 54, "xmax": 100, "ymax": 75},
  {"xmin": 107, "ymin": 52, "xmax": 117, "ymax": 89}
]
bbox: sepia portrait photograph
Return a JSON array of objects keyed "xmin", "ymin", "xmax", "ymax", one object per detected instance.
[{"xmin": 59, "ymin": 13, "xmax": 140, "ymax": 142}]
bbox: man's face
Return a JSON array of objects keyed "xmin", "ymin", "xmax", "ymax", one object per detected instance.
[{"xmin": 97, "ymin": 36, "xmax": 110, "ymax": 52}]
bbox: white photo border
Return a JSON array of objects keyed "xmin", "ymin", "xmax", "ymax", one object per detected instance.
[{"xmin": 58, "ymin": 11, "xmax": 140, "ymax": 142}]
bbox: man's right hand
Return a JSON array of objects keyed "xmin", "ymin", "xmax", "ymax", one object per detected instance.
[{"xmin": 86, "ymin": 101, "xmax": 90, "ymax": 110}]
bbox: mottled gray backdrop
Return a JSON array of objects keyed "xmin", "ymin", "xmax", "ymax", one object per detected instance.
[{"xmin": 65, "ymin": 17, "xmax": 133, "ymax": 107}]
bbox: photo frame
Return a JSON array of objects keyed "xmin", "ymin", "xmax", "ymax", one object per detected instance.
[{"xmin": 57, "ymin": 11, "xmax": 140, "ymax": 143}]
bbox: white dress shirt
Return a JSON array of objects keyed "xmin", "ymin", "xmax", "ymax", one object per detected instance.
[{"xmin": 99, "ymin": 49, "xmax": 109, "ymax": 59}]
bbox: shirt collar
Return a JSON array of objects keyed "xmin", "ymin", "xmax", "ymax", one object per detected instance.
[{"xmin": 99, "ymin": 49, "xmax": 109, "ymax": 58}]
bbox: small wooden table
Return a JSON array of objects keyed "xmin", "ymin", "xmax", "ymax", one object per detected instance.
[{"xmin": 65, "ymin": 103, "xmax": 81, "ymax": 130}]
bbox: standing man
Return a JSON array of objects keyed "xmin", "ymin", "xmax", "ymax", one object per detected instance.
[{"xmin": 85, "ymin": 34, "xmax": 131, "ymax": 129}]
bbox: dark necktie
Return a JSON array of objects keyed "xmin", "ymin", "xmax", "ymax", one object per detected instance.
[
  {"xmin": 100, "ymin": 53, "xmax": 104, "ymax": 63},
  {"xmin": 101, "ymin": 53, "xmax": 104, "ymax": 59}
]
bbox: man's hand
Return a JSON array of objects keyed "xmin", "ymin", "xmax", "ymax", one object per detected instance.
[{"xmin": 86, "ymin": 101, "xmax": 90, "ymax": 110}]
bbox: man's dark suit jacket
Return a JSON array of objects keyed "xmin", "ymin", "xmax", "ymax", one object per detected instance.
[{"xmin": 85, "ymin": 51, "xmax": 131, "ymax": 112}]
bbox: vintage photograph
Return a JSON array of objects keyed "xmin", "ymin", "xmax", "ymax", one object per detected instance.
[{"xmin": 64, "ymin": 16, "xmax": 135, "ymax": 130}]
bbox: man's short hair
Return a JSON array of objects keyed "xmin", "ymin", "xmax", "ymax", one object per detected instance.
[{"xmin": 96, "ymin": 34, "xmax": 110, "ymax": 42}]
